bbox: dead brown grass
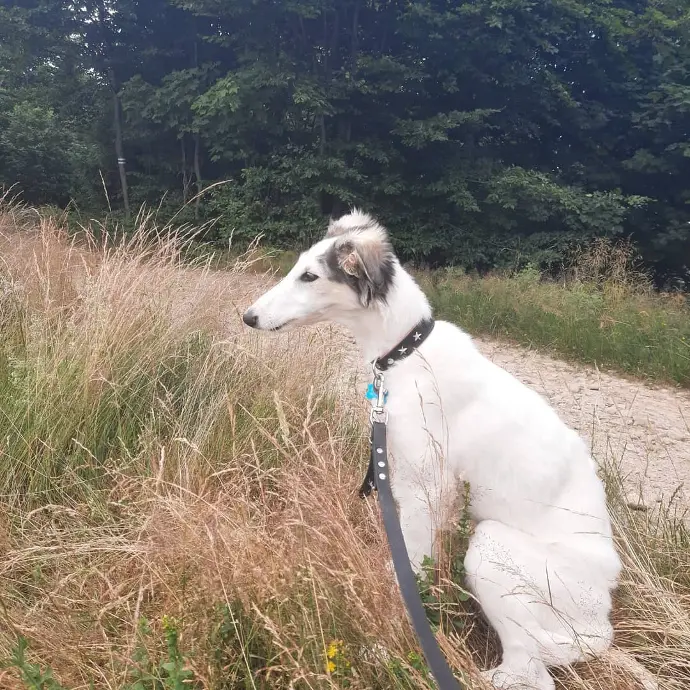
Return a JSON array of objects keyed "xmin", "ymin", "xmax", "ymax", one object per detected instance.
[{"xmin": 0, "ymin": 208, "xmax": 687, "ymax": 690}]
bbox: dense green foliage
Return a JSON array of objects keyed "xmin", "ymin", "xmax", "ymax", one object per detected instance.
[{"xmin": 1, "ymin": 1, "xmax": 689, "ymax": 281}]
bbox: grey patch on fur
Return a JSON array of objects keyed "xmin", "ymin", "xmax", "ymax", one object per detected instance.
[{"xmin": 321, "ymin": 234, "xmax": 395, "ymax": 306}]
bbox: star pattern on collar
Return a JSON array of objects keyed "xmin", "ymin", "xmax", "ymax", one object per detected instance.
[{"xmin": 374, "ymin": 318, "xmax": 435, "ymax": 372}]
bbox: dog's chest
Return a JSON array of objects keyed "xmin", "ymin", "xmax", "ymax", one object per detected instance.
[
  {"xmin": 380, "ymin": 369, "xmax": 506, "ymax": 502},
  {"xmin": 383, "ymin": 374, "xmax": 450, "ymax": 468}
]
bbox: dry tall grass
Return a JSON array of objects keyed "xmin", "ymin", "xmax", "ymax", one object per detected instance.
[{"xmin": 0, "ymin": 208, "xmax": 688, "ymax": 690}]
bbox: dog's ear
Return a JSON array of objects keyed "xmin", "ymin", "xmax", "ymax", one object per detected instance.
[{"xmin": 334, "ymin": 229, "xmax": 395, "ymax": 306}]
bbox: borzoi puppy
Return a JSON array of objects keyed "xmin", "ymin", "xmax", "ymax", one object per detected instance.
[{"xmin": 243, "ymin": 211, "xmax": 625, "ymax": 689}]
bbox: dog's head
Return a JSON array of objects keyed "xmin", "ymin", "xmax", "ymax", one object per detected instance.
[{"xmin": 243, "ymin": 210, "xmax": 396, "ymax": 332}]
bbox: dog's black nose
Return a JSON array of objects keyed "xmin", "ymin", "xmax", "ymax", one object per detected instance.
[{"xmin": 243, "ymin": 310, "xmax": 259, "ymax": 328}]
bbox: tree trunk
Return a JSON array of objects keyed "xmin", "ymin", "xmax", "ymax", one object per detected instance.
[
  {"xmin": 319, "ymin": 115, "xmax": 327, "ymax": 156},
  {"xmin": 110, "ymin": 70, "xmax": 130, "ymax": 220},
  {"xmin": 193, "ymin": 133, "xmax": 202, "ymax": 220},
  {"xmin": 98, "ymin": 0, "xmax": 129, "ymax": 222},
  {"xmin": 181, "ymin": 135, "xmax": 189, "ymax": 203},
  {"xmin": 351, "ymin": 1, "xmax": 360, "ymax": 65},
  {"xmin": 192, "ymin": 37, "xmax": 202, "ymax": 220},
  {"xmin": 345, "ymin": 1, "xmax": 360, "ymax": 146}
]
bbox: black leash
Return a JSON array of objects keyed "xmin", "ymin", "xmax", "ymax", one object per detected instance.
[{"xmin": 360, "ymin": 319, "xmax": 461, "ymax": 690}]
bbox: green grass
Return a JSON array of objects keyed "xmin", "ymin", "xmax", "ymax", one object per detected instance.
[{"xmin": 422, "ymin": 266, "xmax": 690, "ymax": 387}]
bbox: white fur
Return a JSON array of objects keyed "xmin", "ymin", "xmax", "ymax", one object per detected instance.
[{"xmin": 244, "ymin": 213, "xmax": 622, "ymax": 690}]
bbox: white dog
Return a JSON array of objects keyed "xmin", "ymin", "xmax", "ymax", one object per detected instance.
[{"xmin": 243, "ymin": 211, "xmax": 642, "ymax": 689}]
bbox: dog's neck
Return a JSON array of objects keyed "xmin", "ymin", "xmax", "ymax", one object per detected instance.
[{"xmin": 335, "ymin": 264, "xmax": 433, "ymax": 365}]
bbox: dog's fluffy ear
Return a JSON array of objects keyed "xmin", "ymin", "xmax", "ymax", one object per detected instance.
[{"xmin": 333, "ymin": 226, "xmax": 395, "ymax": 306}]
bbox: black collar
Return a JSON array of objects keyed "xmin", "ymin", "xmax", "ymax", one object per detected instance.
[{"xmin": 374, "ymin": 317, "xmax": 435, "ymax": 372}]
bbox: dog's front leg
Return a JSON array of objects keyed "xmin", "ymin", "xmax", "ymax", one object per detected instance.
[
  {"xmin": 393, "ymin": 477, "xmax": 437, "ymax": 574},
  {"xmin": 386, "ymin": 417, "xmax": 454, "ymax": 575}
]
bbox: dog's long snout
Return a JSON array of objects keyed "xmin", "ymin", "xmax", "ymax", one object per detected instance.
[{"xmin": 242, "ymin": 309, "xmax": 259, "ymax": 328}]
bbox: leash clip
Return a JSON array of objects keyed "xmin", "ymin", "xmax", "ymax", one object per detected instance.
[{"xmin": 370, "ymin": 364, "xmax": 388, "ymax": 424}]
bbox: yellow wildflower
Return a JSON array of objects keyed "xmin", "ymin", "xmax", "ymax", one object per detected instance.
[
  {"xmin": 325, "ymin": 639, "xmax": 350, "ymax": 675},
  {"xmin": 327, "ymin": 640, "xmax": 342, "ymax": 659},
  {"xmin": 162, "ymin": 614, "xmax": 177, "ymax": 631}
]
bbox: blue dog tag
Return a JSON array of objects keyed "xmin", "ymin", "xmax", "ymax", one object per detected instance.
[{"xmin": 365, "ymin": 383, "xmax": 388, "ymax": 402}]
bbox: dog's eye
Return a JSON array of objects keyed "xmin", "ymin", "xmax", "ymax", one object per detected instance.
[{"xmin": 300, "ymin": 271, "xmax": 319, "ymax": 283}]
